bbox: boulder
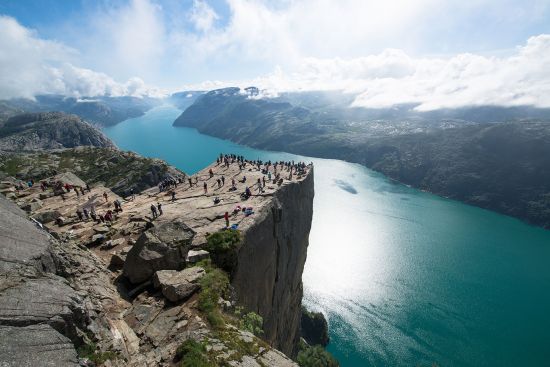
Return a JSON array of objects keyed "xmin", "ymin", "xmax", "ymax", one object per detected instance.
[
  {"xmin": 109, "ymin": 252, "xmax": 127, "ymax": 268},
  {"xmin": 93, "ymin": 226, "xmax": 110, "ymax": 234},
  {"xmin": 153, "ymin": 267, "xmax": 205, "ymax": 302},
  {"xmin": 123, "ymin": 221, "xmax": 195, "ymax": 284},
  {"xmin": 86, "ymin": 234, "xmax": 105, "ymax": 247},
  {"xmin": 21, "ymin": 199, "xmax": 42, "ymax": 212},
  {"xmin": 32, "ymin": 210, "xmax": 61, "ymax": 224},
  {"xmin": 101, "ymin": 237, "xmax": 125, "ymax": 250},
  {"xmin": 186, "ymin": 249, "xmax": 210, "ymax": 264}
]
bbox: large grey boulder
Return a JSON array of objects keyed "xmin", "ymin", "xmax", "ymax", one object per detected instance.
[
  {"xmin": 123, "ymin": 221, "xmax": 195, "ymax": 284},
  {"xmin": 153, "ymin": 267, "xmax": 205, "ymax": 302},
  {"xmin": 0, "ymin": 324, "xmax": 79, "ymax": 367}
]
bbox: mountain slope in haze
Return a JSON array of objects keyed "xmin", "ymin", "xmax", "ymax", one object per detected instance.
[
  {"xmin": 0, "ymin": 112, "xmax": 115, "ymax": 151},
  {"xmin": 173, "ymin": 87, "xmax": 550, "ymax": 228},
  {"xmin": 0, "ymin": 94, "xmax": 162, "ymax": 126}
]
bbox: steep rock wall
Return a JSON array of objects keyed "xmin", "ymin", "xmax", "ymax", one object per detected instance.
[{"xmin": 231, "ymin": 167, "xmax": 314, "ymax": 357}]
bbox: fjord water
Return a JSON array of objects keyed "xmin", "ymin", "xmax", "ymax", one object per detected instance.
[{"xmin": 104, "ymin": 106, "xmax": 550, "ymax": 367}]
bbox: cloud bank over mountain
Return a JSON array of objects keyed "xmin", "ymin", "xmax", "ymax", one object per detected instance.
[{"xmin": 1, "ymin": 0, "xmax": 549, "ymax": 110}]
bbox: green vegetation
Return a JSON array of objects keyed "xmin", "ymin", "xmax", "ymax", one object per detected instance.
[
  {"xmin": 205, "ymin": 230, "xmax": 241, "ymax": 253},
  {"xmin": 237, "ymin": 310, "xmax": 264, "ymax": 337},
  {"xmin": 77, "ymin": 342, "xmax": 118, "ymax": 365},
  {"xmin": 175, "ymin": 339, "xmax": 215, "ymax": 367},
  {"xmin": 205, "ymin": 230, "xmax": 241, "ymax": 272},
  {"xmin": 198, "ymin": 261, "xmax": 230, "ymax": 329},
  {"xmin": 297, "ymin": 344, "xmax": 339, "ymax": 367}
]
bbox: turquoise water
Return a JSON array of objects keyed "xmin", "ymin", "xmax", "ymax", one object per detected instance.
[{"xmin": 104, "ymin": 106, "xmax": 550, "ymax": 367}]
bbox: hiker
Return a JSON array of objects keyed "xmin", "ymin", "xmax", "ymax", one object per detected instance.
[
  {"xmin": 209, "ymin": 168, "xmax": 214, "ymax": 178},
  {"xmin": 130, "ymin": 188, "xmax": 135, "ymax": 201},
  {"xmin": 217, "ymin": 178, "xmax": 221, "ymax": 188},
  {"xmin": 83, "ymin": 208, "xmax": 89, "ymax": 220},
  {"xmin": 86, "ymin": 183, "xmax": 91, "ymax": 192},
  {"xmin": 224, "ymin": 211, "xmax": 229, "ymax": 228},
  {"xmin": 80, "ymin": 187, "xmax": 85, "ymax": 196},
  {"xmin": 157, "ymin": 202, "xmax": 163, "ymax": 216},
  {"xmin": 75, "ymin": 187, "xmax": 80, "ymax": 197},
  {"xmin": 151, "ymin": 204, "xmax": 158, "ymax": 219},
  {"xmin": 105, "ymin": 210, "xmax": 113, "ymax": 222},
  {"xmin": 99, "ymin": 214, "xmax": 105, "ymax": 223},
  {"xmin": 245, "ymin": 186, "xmax": 251, "ymax": 198},
  {"xmin": 188, "ymin": 178, "xmax": 193, "ymax": 187},
  {"xmin": 103, "ymin": 192, "xmax": 108, "ymax": 202},
  {"xmin": 221, "ymin": 176, "xmax": 225, "ymax": 185},
  {"xmin": 76, "ymin": 209, "xmax": 83, "ymax": 221},
  {"xmin": 171, "ymin": 191, "xmax": 176, "ymax": 202},
  {"xmin": 262, "ymin": 176, "xmax": 266, "ymax": 187},
  {"xmin": 203, "ymin": 182, "xmax": 208, "ymax": 194},
  {"xmin": 231, "ymin": 178, "xmax": 236, "ymax": 188}
]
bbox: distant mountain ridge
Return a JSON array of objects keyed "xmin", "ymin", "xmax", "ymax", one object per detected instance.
[
  {"xmin": 173, "ymin": 87, "xmax": 550, "ymax": 228},
  {"xmin": 0, "ymin": 112, "xmax": 115, "ymax": 151}
]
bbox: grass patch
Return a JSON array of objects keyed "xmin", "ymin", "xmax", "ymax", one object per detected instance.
[
  {"xmin": 198, "ymin": 263, "xmax": 230, "ymax": 329},
  {"xmin": 77, "ymin": 342, "xmax": 118, "ymax": 365},
  {"xmin": 175, "ymin": 339, "xmax": 215, "ymax": 367}
]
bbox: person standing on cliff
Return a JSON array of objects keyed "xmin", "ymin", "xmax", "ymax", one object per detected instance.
[
  {"xmin": 204, "ymin": 182, "xmax": 208, "ymax": 194},
  {"xmin": 103, "ymin": 192, "xmax": 108, "ymax": 202},
  {"xmin": 150, "ymin": 204, "xmax": 158, "ymax": 219},
  {"xmin": 224, "ymin": 211, "xmax": 229, "ymax": 228},
  {"xmin": 157, "ymin": 202, "xmax": 163, "ymax": 216}
]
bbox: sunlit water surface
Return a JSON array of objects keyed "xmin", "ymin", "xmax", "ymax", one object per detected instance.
[{"xmin": 104, "ymin": 106, "xmax": 550, "ymax": 367}]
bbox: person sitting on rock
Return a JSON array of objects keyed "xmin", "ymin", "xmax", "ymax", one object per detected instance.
[
  {"xmin": 214, "ymin": 196, "xmax": 221, "ymax": 204},
  {"xmin": 76, "ymin": 209, "xmax": 83, "ymax": 221}
]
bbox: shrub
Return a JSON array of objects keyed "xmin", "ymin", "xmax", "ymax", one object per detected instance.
[
  {"xmin": 239, "ymin": 311, "xmax": 264, "ymax": 336},
  {"xmin": 175, "ymin": 339, "xmax": 214, "ymax": 367},
  {"xmin": 204, "ymin": 230, "xmax": 241, "ymax": 273},
  {"xmin": 297, "ymin": 345, "xmax": 339, "ymax": 367},
  {"xmin": 205, "ymin": 230, "xmax": 241, "ymax": 253}
]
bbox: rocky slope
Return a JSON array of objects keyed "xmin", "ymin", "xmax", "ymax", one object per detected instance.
[
  {"xmin": 0, "ymin": 146, "xmax": 184, "ymax": 196},
  {"xmin": 0, "ymin": 112, "xmax": 115, "ymax": 151},
  {"xmin": 174, "ymin": 87, "xmax": 550, "ymax": 229},
  {"xmin": 0, "ymin": 156, "xmax": 314, "ymax": 366}
]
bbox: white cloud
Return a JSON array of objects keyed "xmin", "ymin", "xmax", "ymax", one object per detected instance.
[
  {"xmin": 189, "ymin": 0, "xmax": 219, "ymax": 32},
  {"xmin": 0, "ymin": 16, "xmax": 165, "ymax": 99}
]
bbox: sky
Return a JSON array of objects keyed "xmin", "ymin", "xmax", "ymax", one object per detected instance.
[{"xmin": 1, "ymin": 0, "xmax": 550, "ymax": 110}]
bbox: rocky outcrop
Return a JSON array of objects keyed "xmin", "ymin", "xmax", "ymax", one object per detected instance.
[
  {"xmin": 301, "ymin": 307, "xmax": 330, "ymax": 347},
  {"xmin": 231, "ymin": 167, "xmax": 314, "ymax": 357},
  {"xmin": 0, "ymin": 195, "xmax": 84, "ymax": 366},
  {"xmin": 0, "ymin": 112, "xmax": 115, "ymax": 151},
  {"xmin": 124, "ymin": 221, "xmax": 196, "ymax": 284}
]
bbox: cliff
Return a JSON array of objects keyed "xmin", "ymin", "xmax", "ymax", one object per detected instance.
[
  {"xmin": 232, "ymin": 166, "xmax": 314, "ymax": 356},
  {"xmin": 0, "ymin": 154, "xmax": 313, "ymax": 366}
]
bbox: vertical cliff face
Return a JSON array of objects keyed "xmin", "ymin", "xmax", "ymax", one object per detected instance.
[{"xmin": 231, "ymin": 167, "xmax": 314, "ymax": 357}]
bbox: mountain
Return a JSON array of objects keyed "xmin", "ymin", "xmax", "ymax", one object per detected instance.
[
  {"xmin": 0, "ymin": 94, "xmax": 162, "ymax": 126},
  {"xmin": 174, "ymin": 87, "xmax": 550, "ymax": 228},
  {"xmin": 167, "ymin": 90, "xmax": 205, "ymax": 110},
  {"xmin": 0, "ymin": 112, "xmax": 115, "ymax": 151}
]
